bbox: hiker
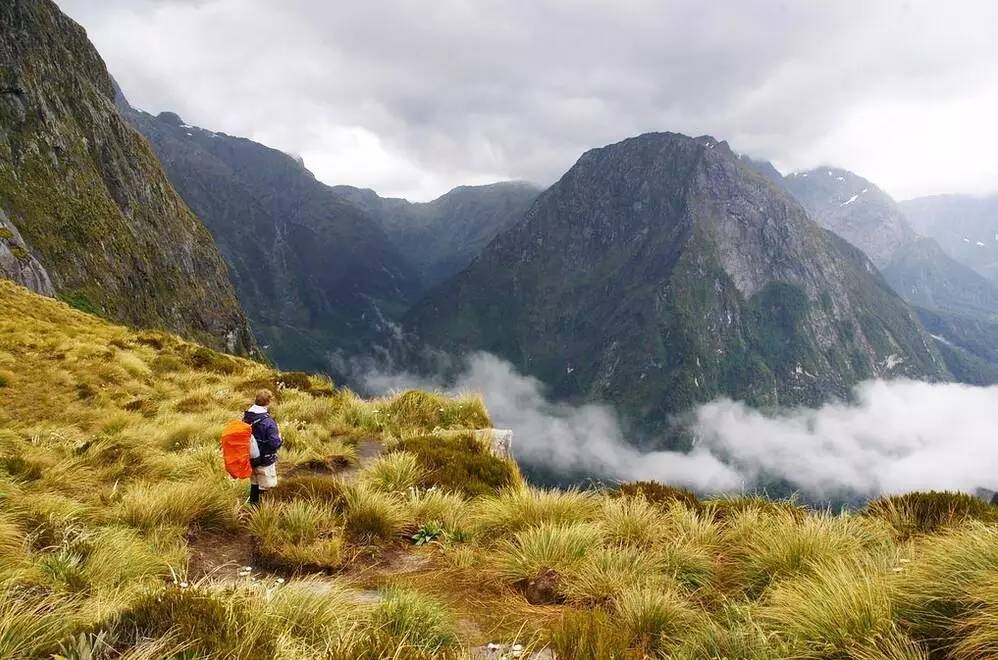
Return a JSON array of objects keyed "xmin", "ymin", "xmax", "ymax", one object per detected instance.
[{"xmin": 244, "ymin": 389, "xmax": 282, "ymax": 505}]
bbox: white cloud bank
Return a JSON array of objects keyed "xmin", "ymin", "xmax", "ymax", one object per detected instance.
[{"xmin": 363, "ymin": 352, "xmax": 998, "ymax": 499}]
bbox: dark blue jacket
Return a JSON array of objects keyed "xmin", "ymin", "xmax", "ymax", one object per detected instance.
[{"xmin": 243, "ymin": 407, "xmax": 282, "ymax": 467}]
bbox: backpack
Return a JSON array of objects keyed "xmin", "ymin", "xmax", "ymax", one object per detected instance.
[{"xmin": 220, "ymin": 419, "xmax": 260, "ymax": 479}]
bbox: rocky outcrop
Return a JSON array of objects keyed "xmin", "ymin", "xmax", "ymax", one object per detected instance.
[
  {"xmin": 334, "ymin": 181, "xmax": 541, "ymax": 290},
  {"xmin": 407, "ymin": 133, "xmax": 949, "ymax": 440},
  {"xmin": 0, "ymin": 0, "xmax": 253, "ymax": 353}
]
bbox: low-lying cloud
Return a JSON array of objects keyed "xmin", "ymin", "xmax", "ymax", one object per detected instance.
[{"xmin": 363, "ymin": 352, "xmax": 998, "ymax": 500}]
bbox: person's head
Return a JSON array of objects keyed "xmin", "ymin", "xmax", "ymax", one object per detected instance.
[{"xmin": 254, "ymin": 389, "xmax": 274, "ymax": 408}]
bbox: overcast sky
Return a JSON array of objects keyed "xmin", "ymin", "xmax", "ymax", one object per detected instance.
[{"xmin": 61, "ymin": 0, "xmax": 998, "ymax": 202}]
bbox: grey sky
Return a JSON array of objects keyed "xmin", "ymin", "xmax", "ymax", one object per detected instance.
[{"xmin": 60, "ymin": 0, "xmax": 998, "ymax": 202}]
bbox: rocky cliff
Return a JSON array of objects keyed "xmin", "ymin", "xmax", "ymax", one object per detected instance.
[
  {"xmin": 0, "ymin": 0, "xmax": 253, "ymax": 353},
  {"xmin": 407, "ymin": 133, "xmax": 949, "ymax": 440}
]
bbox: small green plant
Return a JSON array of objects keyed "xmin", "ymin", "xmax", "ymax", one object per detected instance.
[{"xmin": 411, "ymin": 521, "xmax": 447, "ymax": 546}]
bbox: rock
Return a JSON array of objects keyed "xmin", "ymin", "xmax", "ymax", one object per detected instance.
[{"xmin": 517, "ymin": 568, "xmax": 562, "ymax": 605}]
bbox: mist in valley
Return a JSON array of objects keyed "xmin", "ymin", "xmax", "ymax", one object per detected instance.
[{"xmin": 361, "ymin": 351, "xmax": 998, "ymax": 502}]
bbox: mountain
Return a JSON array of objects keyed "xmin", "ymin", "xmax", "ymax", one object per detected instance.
[
  {"xmin": 406, "ymin": 133, "xmax": 948, "ymax": 439},
  {"xmin": 783, "ymin": 168, "xmax": 998, "ymax": 320},
  {"xmin": 0, "ymin": 0, "xmax": 253, "ymax": 354},
  {"xmin": 901, "ymin": 194, "xmax": 998, "ymax": 284},
  {"xmin": 784, "ymin": 168, "xmax": 998, "ymax": 380},
  {"xmin": 333, "ymin": 181, "xmax": 541, "ymax": 290},
  {"xmin": 120, "ymin": 105, "xmax": 421, "ymax": 375}
]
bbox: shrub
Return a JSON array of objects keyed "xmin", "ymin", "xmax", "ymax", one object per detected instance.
[
  {"xmin": 149, "ymin": 355, "xmax": 184, "ymax": 375},
  {"xmin": 395, "ymin": 434, "xmax": 516, "ymax": 497},
  {"xmin": 181, "ymin": 346, "xmax": 239, "ymax": 374},
  {"xmin": 864, "ymin": 491, "xmax": 998, "ymax": 539},
  {"xmin": 361, "ymin": 451, "xmax": 425, "ymax": 493},
  {"xmin": 614, "ymin": 481, "xmax": 702, "ymax": 511},
  {"xmin": 343, "ymin": 487, "xmax": 407, "ymax": 544},
  {"xmin": 368, "ymin": 588, "xmax": 459, "ymax": 656},
  {"xmin": 380, "ymin": 390, "xmax": 489, "ymax": 435}
]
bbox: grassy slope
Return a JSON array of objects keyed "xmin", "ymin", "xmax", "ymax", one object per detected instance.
[{"xmin": 2, "ymin": 280, "xmax": 998, "ymax": 659}]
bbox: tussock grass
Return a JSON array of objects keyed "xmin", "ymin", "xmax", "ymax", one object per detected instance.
[
  {"xmin": 598, "ymin": 495, "xmax": 667, "ymax": 547},
  {"xmin": 865, "ymin": 490, "xmax": 998, "ymax": 539},
  {"xmin": 343, "ymin": 486, "xmax": 408, "ymax": 544},
  {"xmin": 497, "ymin": 522, "xmax": 602, "ymax": 586},
  {"xmin": 760, "ymin": 557, "xmax": 895, "ymax": 656},
  {"xmin": 118, "ymin": 479, "xmax": 239, "ymax": 532},
  {"xmin": 473, "ymin": 487, "xmax": 598, "ymax": 537},
  {"xmin": 895, "ymin": 522, "xmax": 998, "ymax": 652},
  {"xmin": 248, "ymin": 501, "xmax": 343, "ymax": 570},
  {"xmin": 562, "ymin": 544, "xmax": 668, "ymax": 605},
  {"xmin": 368, "ymin": 587, "xmax": 459, "ymax": 657},
  {"xmin": 360, "ymin": 451, "xmax": 425, "ymax": 493},
  {"xmin": 613, "ymin": 586, "xmax": 700, "ymax": 655}
]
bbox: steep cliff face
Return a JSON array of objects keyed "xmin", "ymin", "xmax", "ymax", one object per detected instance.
[
  {"xmin": 121, "ymin": 106, "xmax": 420, "ymax": 375},
  {"xmin": 0, "ymin": 0, "xmax": 253, "ymax": 353},
  {"xmin": 407, "ymin": 133, "xmax": 948, "ymax": 439},
  {"xmin": 333, "ymin": 181, "xmax": 541, "ymax": 291}
]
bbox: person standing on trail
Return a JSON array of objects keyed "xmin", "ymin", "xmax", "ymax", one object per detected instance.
[{"xmin": 244, "ymin": 389, "xmax": 282, "ymax": 505}]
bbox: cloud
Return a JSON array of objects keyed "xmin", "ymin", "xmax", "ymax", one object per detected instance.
[
  {"xmin": 58, "ymin": 0, "xmax": 998, "ymax": 201},
  {"xmin": 362, "ymin": 352, "xmax": 998, "ymax": 500}
]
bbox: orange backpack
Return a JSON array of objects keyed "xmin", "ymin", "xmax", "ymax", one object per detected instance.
[{"xmin": 220, "ymin": 419, "xmax": 254, "ymax": 479}]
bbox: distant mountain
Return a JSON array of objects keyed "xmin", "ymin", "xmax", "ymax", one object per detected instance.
[
  {"xmin": 784, "ymin": 168, "xmax": 917, "ymax": 269},
  {"xmin": 120, "ymin": 106, "xmax": 420, "ymax": 375},
  {"xmin": 333, "ymin": 181, "xmax": 541, "ymax": 290},
  {"xmin": 407, "ymin": 133, "xmax": 948, "ymax": 440},
  {"xmin": 901, "ymin": 194, "xmax": 998, "ymax": 284},
  {"xmin": 783, "ymin": 168, "xmax": 998, "ymax": 319},
  {"xmin": 0, "ymin": 0, "xmax": 253, "ymax": 353}
]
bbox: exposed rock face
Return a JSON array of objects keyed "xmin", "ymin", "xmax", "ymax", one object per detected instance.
[
  {"xmin": 407, "ymin": 133, "xmax": 948, "ymax": 440},
  {"xmin": 0, "ymin": 207, "xmax": 53, "ymax": 296},
  {"xmin": 0, "ymin": 0, "xmax": 253, "ymax": 353},
  {"xmin": 902, "ymin": 194, "xmax": 998, "ymax": 285},
  {"xmin": 121, "ymin": 106, "xmax": 421, "ymax": 375},
  {"xmin": 334, "ymin": 181, "xmax": 541, "ymax": 290}
]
